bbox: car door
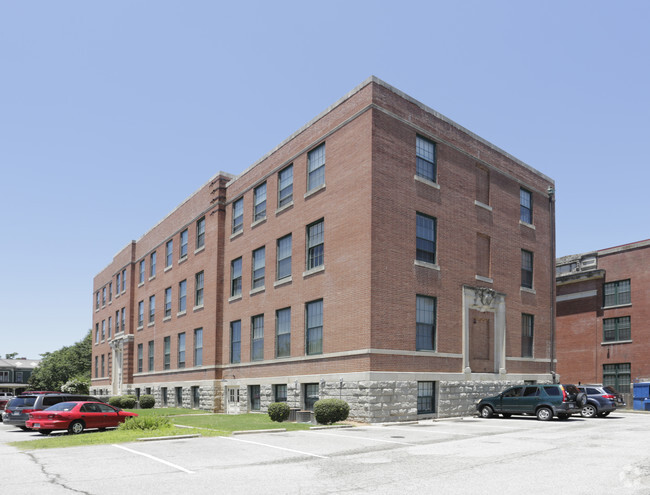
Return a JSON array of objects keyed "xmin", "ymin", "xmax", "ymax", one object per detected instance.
[
  {"xmin": 80, "ymin": 403, "xmax": 102, "ymax": 428},
  {"xmin": 96, "ymin": 403, "xmax": 120, "ymax": 428},
  {"xmin": 499, "ymin": 386, "xmax": 523, "ymax": 412},
  {"xmin": 518, "ymin": 386, "xmax": 541, "ymax": 413}
]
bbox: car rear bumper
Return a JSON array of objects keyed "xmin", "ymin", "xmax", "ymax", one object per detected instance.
[
  {"xmin": 2, "ymin": 413, "xmax": 29, "ymax": 427},
  {"xmin": 26, "ymin": 419, "xmax": 69, "ymax": 431}
]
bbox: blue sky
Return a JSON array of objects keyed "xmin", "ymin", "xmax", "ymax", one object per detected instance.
[{"xmin": 2, "ymin": 1, "xmax": 649, "ymax": 358}]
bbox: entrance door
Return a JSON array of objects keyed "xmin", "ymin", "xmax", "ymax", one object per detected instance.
[
  {"xmin": 469, "ymin": 310, "xmax": 494, "ymax": 373},
  {"xmin": 226, "ymin": 387, "xmax": 240, "ymax": 414}
]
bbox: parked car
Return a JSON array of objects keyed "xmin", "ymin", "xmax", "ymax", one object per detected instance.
[
  {"xmin": 0, "ymin": 393, "xmax": 14, "ymax": 420},
  {"xmin": 476, "ymin": 384, "xmax": 587, "ymax": 421},
  {"xmin": 25, "ymin": 401, "xmax": 138, "ymax": 435},
  {"xmin": 2, "ymin": 393, "xmax": 103, "ymax": 430},
  {"xmin": 578, "ymin": 385, "xmax": 626, "ymax": 418}
]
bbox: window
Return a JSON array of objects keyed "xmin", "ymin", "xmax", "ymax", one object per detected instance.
[
  {"xmin": 196, "ymin": 217, "xmax": 205, "ymax": 249},
  {"xmin": 230, "ymin": 320, "xmax": 241, "ymax": 363},
  {"xmin": 137, "ymin": 344, "xmax": 143, "ymax": 373},
  {"xmin": 108, "ymin": 282, "xmax": 112, "ymax": 302},
  {"xmin": 115, "ymin": 310, "xmax": 120, "ymax": 332},
  {"xmin": 249, "ymin": 385, "xmax": 261, "ymax": 411},
  {"xmin": 278, "ymin": 165, "xmax": 293, "ymax": 208},
  {"xmin": 252, "ymin": 247, "xmax": 265, "ymax": 289},
  {"xmin": 520, "ymin": 188, "xmax": 532, "ymax": 224},
  {"xmin": 95, "ymin": 291, "xmax": 100, "ymax": 310},
  {"xmin": 148, "ymin": 340, "xmax": 154, "ymax": 371},
  {"xmin": 306, "ymin": 299, "xmax": 323, "ymax": 355},
  {"xmin": 231, "ymin": 257, "xmax": 242, "ymax": 297},
  {"xmin": 247, "ymin": 315, "xmax": 264, "ymax": 363},
  {"xmin": 232, "ymin": 197, "xmax": 243, "ymax": 234},
  {"xmin": 476, "ymin": 234, "xmax": 491, "ymax": 278},
  {"xmin": 121, "ymin": 269, "xmax": 126, "ymax": 292},
  {"xmin": 307, "ymin": 220, "xmax": 324, "ymax": 270},
  {"xmin": 277, "ymin": 234, "xmax": 292, "ymax": 280},
  {"xmin": 180, "ymin": 229, "xmax": 188, "ymax": 259},
  {"xmin": 164, "ymin": 336, "xmax": 171, "ymax": 370},
  {"xmin": 101, "ymin": 355, "xmax": 105, "ymax": 377},
  {"xmin": 417, "ymin": 381, "xmax": 435, "ymax": 413},
  {"xmin": 304, "ymin": 383, "xmax": 319, "ymax": 411},
  {"xmin": 121, "ymin": 308, "xmax": 125, "ymax": 331},
  {"xmin": 276, "ymin": 307, "xmax": 291, "ymax": 358},
  {"xmin": 416, "ymin": 135, "xmax": 436, "ymax": 182},
  {"xmin": 100, "ymin": 320, "xmax": 105, "ymax": 341},
  {"xmin": 102, "ymin": 287, "xmax": 106, "ymax": 306},
  {"xmin": 179, "ymin": 280, "xmax": 187, "ymax": 313},
  {"xmin": 603, "ymin": 363, "xmax": 631, "ymax": 393},
  {"xmin": 94, "ymin": 356, "xmax": 98, "ymax": 377},
  {"xmin": 164, "ymin": 288, "xmax": 172, "ymax": 317},
  {"xmin": 254, "ymin": 183, "xmax": 267, "ymax": 221},
  {"xmin": 192, "ymin": 386, "xmax": 200, "ymax": 408},
  {"xmin": 149, "ymin": 295, "xmax": 155, "ymax": 323},
  {"xmin": 139, "ymin": 260, "xmax": 145, "ymax": 284},
  {"xmin": 165, "ymin": 240, "xmax": 173, "ymax": 268},
  {"xmin": 150, "ymin": 252, "xmax": 156, "ymax": 278},
  {"xmin": 178, "ymin": 332, "xmax": 186, "ymax": 368},
  {"xmin": 604, "ymin": 279, "xmax": 631, "ymax": 307},
  {"xmin": 194, "ymin": 328, "xmax": 203, "ymax": 366},
  {"xmin": 603, "ymin": 316, "xmax": 631, "ymax": 342},
  {"xmin": 161, "ymin": 387, "xmax": 168, "ymax": 406},
  {"xmin": 108, "ymin": 316, "xmax": 112, "ymax": 338},
  {"xmin": 274, "ymin": 384, "xmax": 287, "ymax": 402},
  {"xmin": 175, "ymin": 387, "xmax": 183, "ymax": 407},
  {"xmin": 307, "ymin": 143, "xmax": 325, "ymax": 191},
  {"xmin": 522, "ymin": 314, "xmax": 534, "ymax": 357},
  {"xmin": 116, "ymin": 273, "xmax": 121, "ymax": 295},
  {"xmin": 476, "ymin": 165, "xmax": 489, "ymax": 205},
  {"xmin": 195, "ymin": 271, "xmax": 204, "ymax": 307},
  {"xmin": 416, "ymin": 213, "xmax": 436, "ymax": 264},
  {"xmin": 137, "ymin": 301, "xmax": 144, "ymax": 327},
  {"xmin": 416, "ymin": 296, "xmax": 436, "ymax": 351},
  {"xmin": 521, "ymin": 250, "xmax": 533, "ymax": 289}
]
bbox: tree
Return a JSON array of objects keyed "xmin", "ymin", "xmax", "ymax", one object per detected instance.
[
  {"xmin": 5, "ymin": 352, "xmax": 19, "ymax": 359},
  {"xmin": 28, "ymin": 330, "xmax": 92, "ymax": 392}
]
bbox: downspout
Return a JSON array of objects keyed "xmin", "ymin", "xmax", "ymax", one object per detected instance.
[{"xmin": 548, "ymin": 185, "xmax": 557, "ymax": 382}]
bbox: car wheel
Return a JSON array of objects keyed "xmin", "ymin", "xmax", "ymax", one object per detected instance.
[
  {"xmin": 576, "ymin": 392, "xmax": 588, "ymax": 408},
  {"xmin": 501, "ymin": 413, "xmax": 511, "ymax": 418},
  {"xmin": 581, "ymin": 404, "xmax": 597, "ymax": 418},
  {"xmin": 536, "ymin": 407, "xmax": 552, "ymax": 421},
  {"xmin": 480, "ymin": 406, "xmax": 494, "ymax": 418},
  {"xmin": 598, "ymin": 411, "xmax": 611, "ymax": 417},
  {"xmin": 557, "ymin": 413, "xmax": 569, "ymax": 420},
  {"xmin": 38, "ymin": 430, "xmax": 52, "ymax": 435},
  {"xmin": 68, "ymin": 420, "xmax": 85, "ymax": 435}
]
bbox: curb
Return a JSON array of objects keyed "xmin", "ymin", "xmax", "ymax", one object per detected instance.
[
  {"xmin": 310, "ymin": 424, "xmax": 354, "ymax": 430},
  {"xmin": 137, "ymin": 434, "xmax": 200, "ymax": 442},
  {"xmin": 233, "ymin": 428, "xmax": 287, "ymax": 435}
]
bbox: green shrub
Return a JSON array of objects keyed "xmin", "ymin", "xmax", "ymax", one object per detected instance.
[
  {"xmin": 314, "ymin": 399, "xmax": 350, "ymax": 425},
  {"xmin": 268, "ymin": 402, "xmax": 291, "ymax": 422},
  {"xmin": 108, "ymin": 396, "xmax": 123, "ymax": 407},
  {"xmin": 118, "ymin": 415, "xmax": 172, "ymax": 431},
  {"xmin": 139, "ymin": 395, "xmax": 155, "ymax": 409},
  {"xmin": 121, "ymin": 395, "xmax": 137, "ymax": 409}
]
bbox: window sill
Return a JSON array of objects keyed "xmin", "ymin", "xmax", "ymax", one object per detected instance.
[
  {"xmin": 251, "ymin": 217, "xmax": 267, "ymax": 229},
  {"xmin": 177, "ymin": 310, "xmax": 187, "ymax": 317},
  {"xmin": 601, "ymin": 339, "xmax": 633, "ymax": 345},
  {"xmin": 138, "ymin": 282, "xmax": 144, "ymax": 288},
  {"xmin": 230, "ymin": 230, "xmax": 244, "ymax": 241},
  {"xmin": 303, "ymin": 265, "xmax": 325, "ymax": 278},
  {"xmin": 519, "ymin": 220, "xmax": 536, "ymax": 230},
  {"xmin": 149, "ymin": 275, "xmax": 156, "ymax": 281},
  {"xmin": 274, "ymin": 276, "xmax": 292, "ymax": 288},
  {"xmin": 414, "ymin": 260, "xmax": 440, "ymax": 271},
  {"xmin": 250, "ymin": 286, "xmax": 265, "ymax": 296},
  {"xmin": 304, "ymin": 183, "xmax": 326, "ymax": 199},
  {"xmin": 474, "ymin": 200, "xmax": 492, "ymax": 211},
  {"xmin": 602, "ymin": 303, "xmax": 632, "ymax": 310},
  {"xmin": 164, "ymin": 266, "xmax": 172, "ymax": 273},
  {"xmin": 276, "ymin": 201, "xmax": 294, "ymax": 216},
  {"xmin": 194, "ymin": 245, "xmax": 205, "ymax": 255},
  {"xmin": 520, "ymin": 287, "xmax": 536, "ymax": 294},
  {"xmin": 178, "ymin": 256, "xmax": 188, "ymax": 265},
  {"xmin": 475, "ymin": 275, "xmax": 493, "ymax": 284},
  {"xmin": 229, "ymin": 294, "xmax": 242, "ymax": 303},
  {"xmin": 414, "ymin": 175, "xmax": 440, "ymax": 189},
  {"xmin": 148, "ymin": 322, "xmax": 154, "ymax": 327},
  {"xmin": 193, "ymin": 305, "xmax": 204, "ymax": 312},
  {"xmin": 163, "ymin": 316, "xmax": 172, "ymax": 322},
  {"xmin": 137, "ymin": 325, "xmax": 143, "ymax": 331}
]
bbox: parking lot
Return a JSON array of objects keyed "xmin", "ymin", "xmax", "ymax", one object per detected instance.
[{"xmin": 3, "ymin": 412, "xmax": 650, "ymax": 494}]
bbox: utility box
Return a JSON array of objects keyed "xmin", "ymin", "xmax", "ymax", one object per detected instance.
[{"xmin": 633, "ymin": 382, "xmax": 650, "ymax": 410}]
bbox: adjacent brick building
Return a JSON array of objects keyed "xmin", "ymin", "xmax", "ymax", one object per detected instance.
[
  {"xmin": 91, "ymin": 77, "xmax": 556, "ymax": 421},
  {"xmin": 556, "ymin": 239, "xmax": 650, "ymax": 394}
]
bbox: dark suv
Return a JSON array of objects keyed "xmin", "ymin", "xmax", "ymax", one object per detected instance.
[
  {"xmin": 2, "ymin": 393, "xmax": 102, "ymax": 430},
  {"xmin": 477, "ymin": 384, "xmax": 587, "ymax": 421},
  {"xmin": 578, "ymin": 385, "xmax": 626, "ymax": 418}
]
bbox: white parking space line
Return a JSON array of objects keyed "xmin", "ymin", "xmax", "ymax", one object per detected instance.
[
  {"xmin": 221, "ymin": 435, "xmax": 329, "ymax": 459},
  {"xmin": 378, "ymin": 426, "xmax": 475, "ymax": 436},
  {"xmin": 112, "ymin": 444, "xmax": 195, "ymax": 474},
  {"xmin": 312, "ymin": 431, "xmax": 416, "ymax": 446}
]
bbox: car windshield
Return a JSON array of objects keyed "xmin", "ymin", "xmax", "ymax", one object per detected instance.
[
  {"xmin": 8, "ymin": 397, "xmax": 36, "ymax": 407},
  {"xmin": 44, "ymin": 402, "xmax": 78, "ymax": 412}
]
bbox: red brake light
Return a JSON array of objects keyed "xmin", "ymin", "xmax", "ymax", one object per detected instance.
[
  {"xmin": 602, "ymin": 394, "xmax": 615, "ymax": 399},
  {"xmin": 560, "ymin": 386, "xmax": 567, "ymax": 401},
  {"xmin": 22, "ymin": 409, "xmax": 35, "ymax": 414}
]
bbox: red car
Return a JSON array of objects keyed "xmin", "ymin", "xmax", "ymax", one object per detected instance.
[{"xmin": 25, "ymin": 401, "xmax": 138, "ymax": 435}]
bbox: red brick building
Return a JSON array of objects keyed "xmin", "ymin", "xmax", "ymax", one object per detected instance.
[
  {"xmin": 91, "ymin": 77, "xmax": 556, "ymax": 421},
  {"xmin": 556, "ymin": 239, "xmax": 650, "ymax": 394}
]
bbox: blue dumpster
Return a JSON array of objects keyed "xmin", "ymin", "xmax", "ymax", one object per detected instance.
[{"xmin": 633, "ymin": 382, "xmax": 650, "ymax": 411}]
